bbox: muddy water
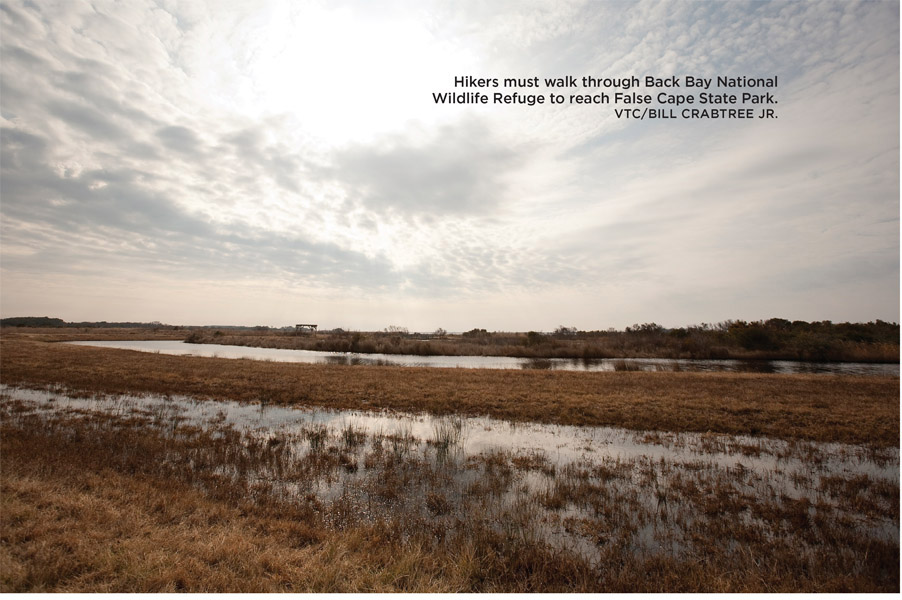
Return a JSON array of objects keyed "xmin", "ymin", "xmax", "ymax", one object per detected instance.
[
  {"xmin": 65, "ymin": 340, "xmax": 900, "ymax": 376},
  {"xmin": 4, "ymin": 385, "xmax": 897, "ymax": 564}
]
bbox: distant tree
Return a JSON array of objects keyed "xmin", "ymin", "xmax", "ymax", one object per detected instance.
[
  {"xmin": 626, "ymin": 322, "xmax": 664, "ymax": 334},
  {"xmin": 525, "ymin": 331, "xmax": 547, "ymax": 346},
  {"xmin": 462, "ymin": 328, "xmax": 489, "ymax": 338},
  {"xmin": 765, "ymin": 318, "xmax": 791, "ymax": 331},
  {"xmin": 385, "ymin": 325, "xmax": 409, "ymax": 335},
  {"xmin": 728, "ymin": 321, "xmax": 778, "ymax": 351},
  {"xmin": 0, "ymin": 316, "xmax": 66, "ymax": 327},
  {"xmin": 554, "ymin": 325, "xmax": 579, "ymax": 336}
]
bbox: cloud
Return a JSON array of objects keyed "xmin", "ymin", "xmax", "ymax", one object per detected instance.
[
  {"xmin": 0, "ymin": 0, "xmax": 897, "ymax": 327},
  {"xmin": 45, "ymin": 100, "xmax": 132, "ymax": 142},
  {"xmin": 0, "ymin": 125, "xmax": 401, "ymax": 292},
  {"xmin": 329, "ymin": 119, "xmax": 522, "ymax": 217},
  {"xmin": 156, "ymin": 125, "xmax": 203, "ymax": 154}
]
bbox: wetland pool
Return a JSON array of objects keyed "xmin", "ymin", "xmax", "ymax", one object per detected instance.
[
  {"xmin": 3, "ymin": 384, "xmax": 898, "ymax": 565},
  {"xmin": 65, "ymin": 340, "xmax": 900, "ymax": 376}
]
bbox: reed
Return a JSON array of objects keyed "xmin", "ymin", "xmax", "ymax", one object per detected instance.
[
  {"xmin": 3, "ymin": 397, "xmax": 896, "ymax": 592},
  {"xmin": 1, "ymin": 337, "xmax": 897, "ymax": 446}
]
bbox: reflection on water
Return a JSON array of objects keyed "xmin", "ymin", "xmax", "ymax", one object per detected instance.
[
  {"xmin": 5, "ymin": 384, "xmax": 896, "ymax": 485},
  {"xmin": 65, "ymin": 340, "xmax": 900, "ymax": 376},
  {"xmin": 735, "ymin": 359, "xmax": 777, "ymax": 373},
  {"xmin": 4, "ymin": 385, "xmax": 898, "ymax": 566},
  {"xmin": 521, "ymin": 358, "xmax": 553, "ymax": 370}
]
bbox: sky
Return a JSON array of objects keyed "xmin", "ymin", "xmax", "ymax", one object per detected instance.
[{"xmin": 0, "ymin": 0, "xmax": 898, "ymax": 331}]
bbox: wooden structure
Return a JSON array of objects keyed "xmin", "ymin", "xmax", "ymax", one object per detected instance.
[{"xmin": 295, "ymin": 323, "xmax": 318, "ymax": 335}]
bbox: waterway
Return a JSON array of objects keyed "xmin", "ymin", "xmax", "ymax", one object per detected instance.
[{"xmin": 66, "ymin": 340, "xmax": 899, "ymax": 376}]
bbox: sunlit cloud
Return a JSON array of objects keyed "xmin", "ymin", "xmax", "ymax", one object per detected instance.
[{"xmin": 0, "ymin": 0, "xmax": 897, "ymax": 330}]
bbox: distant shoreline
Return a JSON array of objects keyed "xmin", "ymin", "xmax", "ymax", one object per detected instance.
[{"xmin": 2, "ymin": 320, "xmax": 898, "ymax": 364}]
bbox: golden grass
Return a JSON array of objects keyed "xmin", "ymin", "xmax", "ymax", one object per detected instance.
[
  {"xmin": 3, "ymin": 329, "xmax": 898, "ymax": 593},
  {"xmin": 2, "ymin": 397, "xmax": 896, "ymax": 593},
  {"xmin": 0, "ymin": 407, "xmax": 617, "ymax": 592},
  {"xmin": 1, "ymin": 337, "xmax": 898, "ymax": 446}
]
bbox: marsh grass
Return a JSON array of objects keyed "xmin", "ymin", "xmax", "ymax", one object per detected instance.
[
  {"xmin": 430, "ymin": 415, "xmax": 466, "ymax": 449},
  {"xmin": 1, "ymin": 338, "xmax": 897, "ymax": 446},
  {"xmin": 305, "ymin": 424, "xmax": 330, "ymax": 453},
  {"xmin": 339, "ymin": 421, "xmax": 366, "ymax": 449},
  {"xmin": 3, "ymin": 393, "xmax": 898, "ymax": 592},
  {"xmin": 1, "ymin": 333, "xmax": 900, "ymax": 592}
]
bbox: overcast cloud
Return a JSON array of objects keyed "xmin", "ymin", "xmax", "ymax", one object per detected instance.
[{"xmin": 0, "ymin": 0, "xmax": 898, "ymax": 330}]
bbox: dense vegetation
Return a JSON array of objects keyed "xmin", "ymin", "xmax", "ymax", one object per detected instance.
[
  {"xmin": 0, "ymin": 316, "xmax": 171, "ymax": 329},
  {"xmin": 186, "ymin": 319, "xmax": 900, "ymax": 363},
  {"xmin": 2, "ymin": 316, "xmax": 897, "ymax": 362},
  {"xmin": 0, "ymin": 316, "xmax": 67, "ymax": 327}
]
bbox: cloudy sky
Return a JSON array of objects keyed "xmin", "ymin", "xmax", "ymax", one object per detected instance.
[{"xmin": 1, "ymin": 0, "xmax": 898, "ymax": 331}]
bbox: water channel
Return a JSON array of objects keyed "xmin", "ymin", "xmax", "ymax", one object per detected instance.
[{"xmin": 66, "ymin": 340, "xmax": 900, "ymax": 376}]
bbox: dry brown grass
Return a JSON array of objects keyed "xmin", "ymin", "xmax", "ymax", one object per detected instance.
[
  {"xmin": 1, "ymin": 326, "xmax": 186, "ymax": 342},
  {"xmin": 1, "ymin": 337, "xmax": 898, "ymax": 446},
  {"xmin": 3, "ymin": 328, "xmax": 898, "ymax": 593},
  {"xmin": 2, "ymin": 397, "xmax": 896, "ymax": 593},
  {"xmin": 0, "ymin": 404, "xmax": 626, "ymax": 592}
]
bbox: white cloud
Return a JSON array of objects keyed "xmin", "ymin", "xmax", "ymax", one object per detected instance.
[{"xmin": 0, "ymin": 0, "xmax": 897, "ymax": 329}]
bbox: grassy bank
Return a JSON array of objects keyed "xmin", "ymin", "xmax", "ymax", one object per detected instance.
[{"xmin": 0, "ymin": 337, "xmax": 898, "ymax": 446}]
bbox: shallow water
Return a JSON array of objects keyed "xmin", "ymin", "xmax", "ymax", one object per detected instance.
[
  {"xmin": 4, "ymin": 384, "xmax": 897, "ymax": 567},
  {"xmin": 7, "ymin": 384, "xmax": 894, "ymax": 481},
  {"xmin": 65, "ymin": 340, "xmax": 900, "ymax": 376}
]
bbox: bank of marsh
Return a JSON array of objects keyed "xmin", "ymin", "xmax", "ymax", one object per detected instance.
[
  {"xmin": 1, "ymin": 337, "xmax": 898, "ymax": 445},
  {"xmin": 0, "ymin": 337, "xmax": 898, "ymax": 592}
]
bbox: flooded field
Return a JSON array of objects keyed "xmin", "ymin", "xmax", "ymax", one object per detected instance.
[
  {"xmin": 3, "ymin": 383, "xmax": 897, "ymax": 578},
  {"xmin": 66, "ymin": 340, "xmax": 900, "ymax": 376}
]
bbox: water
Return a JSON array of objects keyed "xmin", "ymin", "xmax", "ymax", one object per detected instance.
[
  {"xmin": 65, "ymin": 340, "xmax": 900, "ymax": 376},
  {"xmin": 8, "ymin": 384, "xmax": 892, "ymax": 482},
  {"xmin": 4, "ymin": 385, "xmax": 897, "ymax": 564}
]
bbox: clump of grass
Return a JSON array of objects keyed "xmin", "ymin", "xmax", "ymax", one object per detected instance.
[
  {"xmin": 511, "ymin": 450, "xmax": 556, "ymax": 477},
  {"xmin": 305, "ymin": 424, "xmax": 330, "ymax": 453},
  {"xmin": 425, "ymin": 491, "xmax": 453, "ymax": 516},
  {"xmin": 339, "ymin": 421, "xmax": 366, "ymax": 449},
  {"xmin": 430, "ymin": 415, "xmax": 466, "ymax": 450},
  {"xmin": 387, "ymin": 422, "xmax": 415, "ymax": 461}
]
